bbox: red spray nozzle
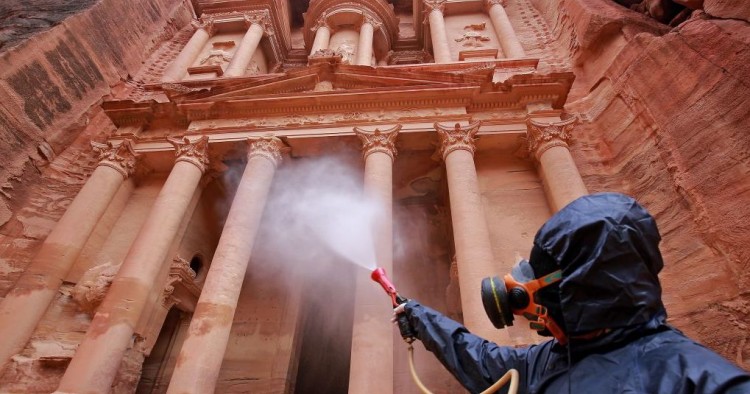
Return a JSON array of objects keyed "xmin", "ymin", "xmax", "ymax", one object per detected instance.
[{"xmin": 371, "ymin": 267, "xmax": 397, "ymax": 297}]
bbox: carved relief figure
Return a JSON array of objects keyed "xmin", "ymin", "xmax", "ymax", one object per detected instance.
[
  {"xmin": 246, "ymin": 60, "xmax": 261, "ymax": 75},
  {"xmin": 335, "ymin": 42, "xmax": 356, "ymax": 64},
  {"xmin": 455, "ymin": 31, "xmax": 491, "ymax": 47},
  {"xmin": 199, "ymin": 41, "xmax": 236, "ymax": 67},
  {"xmin": 455, "ymin": 22, "xmax": 491, "ymax": 48}
]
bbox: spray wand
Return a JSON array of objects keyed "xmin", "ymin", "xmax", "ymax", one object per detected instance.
[
  {"xmin": 371, "ymin": 267, "xmax": 415, "ymax": 343},
  {"xmin": 370, "ymin": 267, "xmax": 519, "ymax": 394}
]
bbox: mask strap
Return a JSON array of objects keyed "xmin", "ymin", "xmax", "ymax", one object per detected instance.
[
  {"xmin": 524, "ymin": 270, "xmax": 562, "ymax": 292},
  {"xmin": 524, "ymin": 270, "xmax": 566, "ymax": 344}
]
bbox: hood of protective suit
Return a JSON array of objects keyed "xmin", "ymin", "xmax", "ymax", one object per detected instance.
[{"xmin": 530, "ymin": 192, "xmax": 666, "ymax": 337}]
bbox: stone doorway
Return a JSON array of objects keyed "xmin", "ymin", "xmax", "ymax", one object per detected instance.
[{"xmin": 136, "ymin": 308, "xmax": 189, "ymax": 393}]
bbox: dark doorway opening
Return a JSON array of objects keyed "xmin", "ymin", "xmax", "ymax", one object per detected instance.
[{"xmin": 293, "ymin": 260, "xmax": 356, "ymax": 394}]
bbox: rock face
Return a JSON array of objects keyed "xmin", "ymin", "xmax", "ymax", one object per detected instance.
[{"xmin": 535, "ymin": 0, "xmax": 750, "ymax": 368}]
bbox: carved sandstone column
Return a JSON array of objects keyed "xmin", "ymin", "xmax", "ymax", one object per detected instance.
[
  {"xmin": 355, "ymin": 15, "xmax": 380, "ymax": 66},
  {"xmin": 526, "ymin": 118, "xmax": 587, "ymax": 212},
  {"xmin": 0, "ymin": 141, "xmax": 137, "ymax": 371},
  {"xmin": 166, "ymin": 137, "xmax": 285, "ymax": 394},
  {"xmin": 348, "ymin": 125, "xmax": 401, "ymax": 394},
  {"xmin": 310, "ymin": 17, "xmax": 332, "ymax": 55},
  {"xmin": 424, "ymin": 0, "xmax": 451, "ymax": 63},
  {"xmin": 56, "ymin": 136, "xmax": 209, "ymax": 394},
  {"xmin": 163, "ymin": 19, "xmax": 215, "ymax": 82},
  {"xmin": 224, "ymin": 12, "xmax": 273, "ymax": 78},
  {"xmin": 485, "ymin": 0, "xmax": 525, "ymax": 58},
  {"xmin": 435, "ymin": 122, "xmax": 498, "ymax": 339}
]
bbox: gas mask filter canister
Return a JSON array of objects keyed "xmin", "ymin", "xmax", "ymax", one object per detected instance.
[{"xmin": 480, "ymin": 260, "xmax": 567, "ymax": 344}]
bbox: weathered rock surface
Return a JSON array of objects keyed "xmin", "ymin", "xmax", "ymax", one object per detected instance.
[{"xmin": 537, "ymin": 0, "xmax": 750, "ymax": 368}]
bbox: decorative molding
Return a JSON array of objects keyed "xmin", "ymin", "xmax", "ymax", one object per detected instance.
[
  {"xmin": 354, "ymin": 124, "xmax": 402, "ymax": 160},
  {"xmin": 160, "ymin": 83, "xmax": 202, "ymax": 95},
  {"xmin": 91, "ymin": 139, "xmax": 139, "ymax": 179},
  {"xmin": 388, "ymin": 50, "xmax": 433, "ymax": 65},
  {"xmin": 167, "ymin": 135, "xmax": 210, "ymax": 173},
  {"xmin": 525, "ymin": 117, "xmax": 577, "ymax": 160},
  {"xmin": 434, "ymin": 121, "xmax": 482, "ymax": 160},
  {"xmin": 247, "ymin": 135, "xmax": 286, "ymax": 167}
]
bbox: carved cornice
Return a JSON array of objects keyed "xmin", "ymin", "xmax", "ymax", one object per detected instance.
[
  {"xmin": 91, "ymin": 139, "xmax": 139, "ymax": 179},
  {"xmin": 525, "ymin": 117, "xmax": 577, "ymax": 160},
  {"xmin": 167, "ymin": 135, "xmax": 210, "ymax": 173},
  {"xmin": 434, "ymin": 121, "xmax": 482, "ymax": 160},
  {"xmin": 247, "ymin": 136, "xmax": 285, "ymax": 167},
  {"xmin": 191, "ymin": 17, "xmax": 217, "ymax": 36},
  {"xmin": 163, "ymin": 256, "xmax": 201, "ymax": 311},
  {"xmin": 354, "ymin": 124, "xmax": 402, "ymax": 160}
]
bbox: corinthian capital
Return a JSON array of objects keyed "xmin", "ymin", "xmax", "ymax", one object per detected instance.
[
  {"xmin": 312, "ymin": 15, "xmax": 332, "ymax": 33},
  {"xmin": 247, "ymin": 136, "xmax": 286, "ymax": 167},
  {"xmin": 91, "ymin": 139, "xmax": 139, "ymax": 179},
  {"xmin": 244, "ymin": 10, "xmax": 275, "ymax": 36},
  {"xmin": 484, "ymin": 0, "xmax": 507, "ymax": 10},
  {"xmin": 191, "ymin": 17, "xmax": 217, "ymax": 36},
  {"xmin": 167, "ymin": 136, "xmax": 210, "ymax": 173},
  {"xmin": 354, "ymin": 125, "xmax": 402, "ymax": 160},
  {"xmin": 423, "ymin": 0, "xmax": 447, "ymax": 13},
  {"xmin": 434, "ymin": 121, "xmax": 482, "ymax": 160},
  {"xmin": 525, "ymin": 117, "xmax": 577, "ymax": 160},
  {"xmin": 362, "ymin": 13, "xmax": 383, "ymax": 31}
]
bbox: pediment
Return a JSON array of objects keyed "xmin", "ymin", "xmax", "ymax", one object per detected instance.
[{"xmin": 155, "ymin": 61, "xmax": 496, "ymax": 103}]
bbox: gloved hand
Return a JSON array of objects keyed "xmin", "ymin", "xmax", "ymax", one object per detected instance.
[{"xmin": 392, "ymin": 302, "xmax": 416, "ymax": 342}]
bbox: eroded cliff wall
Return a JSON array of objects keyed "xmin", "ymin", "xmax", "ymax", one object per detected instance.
[
  {"xmin": 0, "ymin": 0, "xmax": 193, "ymax": 232},
  {"xmin": 533, "ymin": 0, "xmax": 750, "ymax": 368}
]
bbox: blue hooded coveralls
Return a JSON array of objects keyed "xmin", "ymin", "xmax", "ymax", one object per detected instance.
[{"xmin": 403, "ymin": 193, "xmax": 750, "ymax": 393}]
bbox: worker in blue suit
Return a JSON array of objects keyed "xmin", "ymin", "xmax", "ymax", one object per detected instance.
[{"xmin": 395, "ymin": 193, "xmax": 750, "ymax": 393}]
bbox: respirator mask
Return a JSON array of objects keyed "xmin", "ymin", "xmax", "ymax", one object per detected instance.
[{"xmin": 480, "ymin": 259, "xmax": 567, "ymax": 344}]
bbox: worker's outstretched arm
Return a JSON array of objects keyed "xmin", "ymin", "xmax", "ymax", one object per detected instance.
[{"xmin": 402, "ymin": 300, "xmax": 527, "ymax": 394}]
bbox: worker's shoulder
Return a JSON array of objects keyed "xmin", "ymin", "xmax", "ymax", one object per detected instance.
[{"xmin": 638, "ymin": 328, "xmax": 750, "ymax": 378}]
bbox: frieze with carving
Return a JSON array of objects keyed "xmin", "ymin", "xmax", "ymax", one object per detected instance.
[{"xmin": 188, "ymin": 108, "xmax": 466, "ymax": 132}]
